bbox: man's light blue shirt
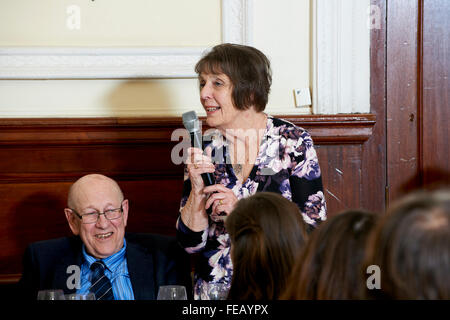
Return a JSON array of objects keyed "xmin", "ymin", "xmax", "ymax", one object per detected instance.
[{"xmin": 77, "ymin": 239, "xmax": 135, "ymax": 300}]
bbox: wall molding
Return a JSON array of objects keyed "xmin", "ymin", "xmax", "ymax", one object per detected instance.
[
  {"xmin": 0, "ymin": 47, "xmax": 206, "ymax": 79},
  {"xmin": 222, "ymin": 0, "xmax": 253, "ymax": 45},
  {"xmin": 0, "ymin": 113, "xmax": 375, "ymax": 184},
  {"xmin": 0, "ymin": 0, "xmax": 253, "ymax": 79},
  {"xmin": 0, "ymin": 114, "xmax": 375, "ymax": 147},
  {"xmin": 0, "ymin": 274, "xmax": 21, "ymax": 285}
]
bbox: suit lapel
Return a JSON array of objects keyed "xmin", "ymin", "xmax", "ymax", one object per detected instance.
[
  {"xmin": 52, "ymin": 237, "xmax": 84, "ymax": 294},
  {"xmin": 127, "ymin": 240, "xmax": 155, "ymax": 300}
]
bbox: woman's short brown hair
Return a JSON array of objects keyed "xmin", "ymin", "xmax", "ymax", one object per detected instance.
[
  {"xmin": 225, "ymin": 192, "xmax": 307, "ymax": 300},
  {"xmin": 195, "ymin": 43, "xmax": 272, "ymax": 112}
]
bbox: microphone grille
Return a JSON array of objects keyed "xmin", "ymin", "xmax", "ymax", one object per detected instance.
[{"xmin": 182, "ymin": 111, "xmax": 199, "ymax": 132}]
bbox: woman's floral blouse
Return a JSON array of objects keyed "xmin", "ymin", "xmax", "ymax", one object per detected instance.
[{"xmin": 176, "ymin": 115, "xmax": 327, "ymax": 299}]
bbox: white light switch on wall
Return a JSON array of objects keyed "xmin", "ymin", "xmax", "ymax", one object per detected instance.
[{"xmin": 294, "ymin": 88, "xmax": 312, "ymax": 107}]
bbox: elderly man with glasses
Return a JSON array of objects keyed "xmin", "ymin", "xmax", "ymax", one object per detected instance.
[{"xmin": 19, "ymin": 174, "xmax": 191, "ymax": 300}]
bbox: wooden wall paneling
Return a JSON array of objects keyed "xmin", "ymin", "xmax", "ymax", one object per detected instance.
[
  {"xmin": 0, "ymin": 182, "xmax": 72, "ymax": 275},
  {"xmin": 386, "ymin": 0, "xmax": 420, "ymax": 204},
  {"xmin": 421, "ymin": 0, "xmax": 450, "ymax": 188},
  {"xmin": 316, "ymin": 145, "xmax": 363, "ymax": 217},
  {"xmin": 385, "ymin": 0, "xmax": 449, "ymax": 200},
  {"xmin": 361, "ymin": 0, "xmax": 387, "ymax": 214},
  {"xmin": 0, "ymin": 115, "xmax": 375, "ymax": 283},
  {"xmin": 120, "ymin": 179, "xmax": 184, "ymax": 235},
  {"xmin": 0, "ymin": 144, "xmax": 181, "ymax": 181}
]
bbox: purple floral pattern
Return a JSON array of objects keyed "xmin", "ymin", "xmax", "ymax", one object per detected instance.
[{"xmin": 176, "ymin": 116, "xmax": 326, "ymax": 299}]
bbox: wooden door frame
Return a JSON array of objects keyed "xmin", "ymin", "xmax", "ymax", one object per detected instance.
[
  {"xmin": 383, "ymin": 0, "xmax": 450, "ymax": 205},
  {"xmin": 362, "ymin": 0, "xmax": 387, "ymax": 213}
]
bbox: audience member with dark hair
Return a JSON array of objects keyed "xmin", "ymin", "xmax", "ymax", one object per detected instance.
[
  {"xmin": 281, "ymin": 209, "xmax": 377, "ymax": 300},
  {"xmin": 363, "ymin": 189, "xmax": 450, "ymax": 300},
  {"xmin": 225, "ymin": 192, "xmax": 308, "ymax": 300}
]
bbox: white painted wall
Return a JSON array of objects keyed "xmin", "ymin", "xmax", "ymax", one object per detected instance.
[
  {"xmin": 0, "ymin": 0, "xmax": 221, "ymax": 46},
  {"xmin": 252, "ymin": 0, "xmax": 311, "ymax": 114},
  {"xmin": 0, "ymin": 0, "xmax": 370, "ymax": 118}
]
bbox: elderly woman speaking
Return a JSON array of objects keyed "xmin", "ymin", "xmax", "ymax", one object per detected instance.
[{"xmin": 176, "ymin": 43, "xmax": 326, "ymax": 299}]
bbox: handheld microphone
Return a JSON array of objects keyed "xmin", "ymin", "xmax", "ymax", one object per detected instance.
[
  {"xmin": 182, "ymin": 111, "xmax": 227, "ymax": 222},
  {"xmin": 182, "ymin": 111, "xmax": 215, "ymax": 186}
]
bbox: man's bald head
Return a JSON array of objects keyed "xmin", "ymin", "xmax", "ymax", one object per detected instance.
[
  {"xmin": 67, "ymin": 174, "xmax": 124, "ymax": 210},
  {"xmin": 64, "ymin": 173, "xmax": 129, "ymax": 259}
]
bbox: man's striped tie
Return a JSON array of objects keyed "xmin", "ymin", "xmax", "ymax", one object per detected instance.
[{"xmin": 89, "ymin": 260, "xmax": 114, "ymax": 300}]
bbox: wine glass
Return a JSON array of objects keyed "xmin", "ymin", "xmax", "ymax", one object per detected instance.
[
  {"xmin": 206, "ymin": 283, "xmax": 229, "ymax": 300},
  {"xmin": 37, "ymin": 289, "xmax": 66, "ymax": 300},
  {"xmin": 157, "ymin": 285, "xmax": 187, "ymax": 300},
  {"xmin": 64, "ymin": 293, "xmax": 96, "ymax": 300}
]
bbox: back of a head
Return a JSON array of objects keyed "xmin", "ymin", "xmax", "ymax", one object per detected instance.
[
  {"xmin": 225, "ymin": 192, "xmax": 308, "ymax": 300},
  {"xmin": 282, "ymin": 209, "xmax": 377, "ymax": 300},
  {"xmin": 365, "ymin": 189, "xmax": 450, "ymax": 299}
]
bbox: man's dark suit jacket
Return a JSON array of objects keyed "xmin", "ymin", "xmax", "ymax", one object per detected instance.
[{"xmin": 18, "ymin": 233, "xmax": 192, "ymax": 300}]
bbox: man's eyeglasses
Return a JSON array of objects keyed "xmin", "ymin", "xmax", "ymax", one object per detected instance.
[{"xmin": 69, "ymin": 205, "xmax": 123, "ymax": 224}]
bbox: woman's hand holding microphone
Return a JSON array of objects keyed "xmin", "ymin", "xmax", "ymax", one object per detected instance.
[{"xmin": 187, "ymin": 147, "xmax": 238, "ymax": 221}]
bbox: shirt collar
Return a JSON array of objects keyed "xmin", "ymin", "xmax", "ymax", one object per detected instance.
[{"xmin": 82, "ymin": 239, "xmax": 127, "ymax": 273}]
